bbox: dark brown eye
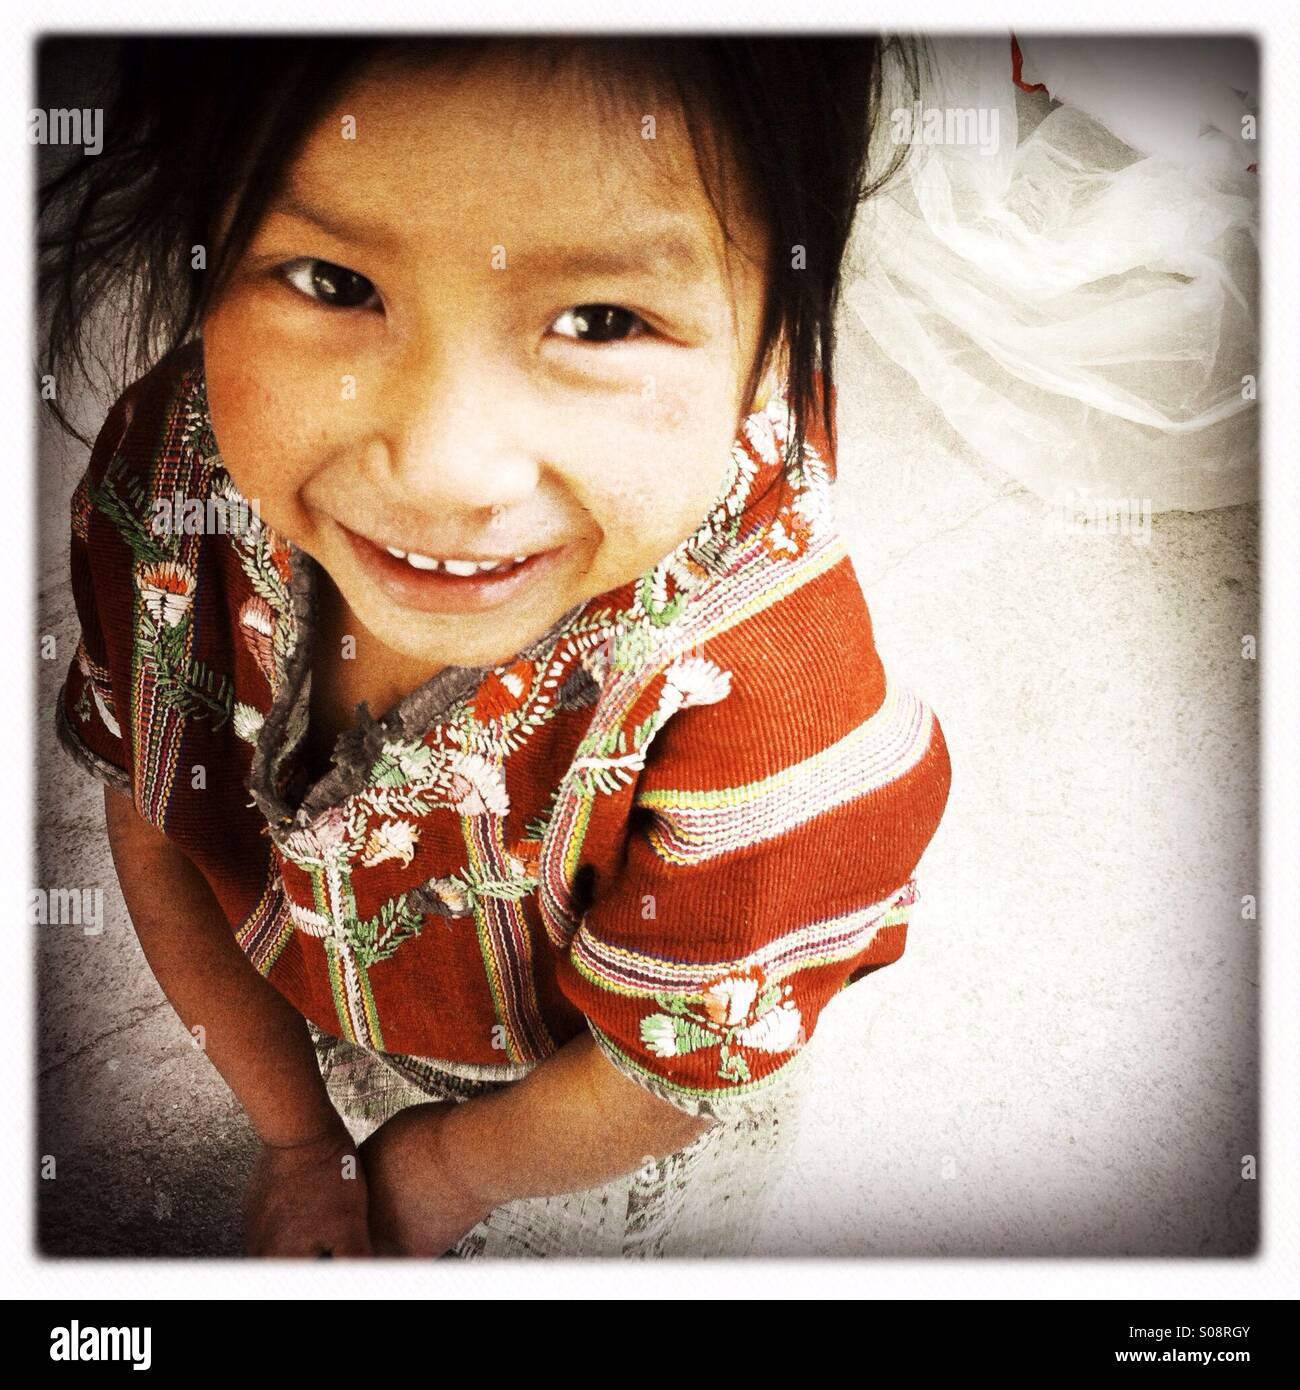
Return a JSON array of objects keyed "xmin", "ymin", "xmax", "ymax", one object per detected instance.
[
  {"xmin": 282, "ymin": 258, "xmax": 378, "ymax": 310},
  {"xmin": 553, "ymin": 304, "xmax": 645, "ymax": 343}
]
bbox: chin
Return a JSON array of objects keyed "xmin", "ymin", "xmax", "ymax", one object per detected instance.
[{"xmin": 357, "ymin": 607, "xmax": 534, "ymax": 672}]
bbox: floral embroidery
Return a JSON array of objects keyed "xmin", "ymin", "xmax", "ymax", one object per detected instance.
[
  {"xmin": 269, "ymin": 542, "xmax": 293, "ymax": 587},
  {"xmin": 238, "ymin": 596, "xmax": 277, "ymax": 684},
  {"xmin": 563, "ymin": 653, "xmax": 731, "ymax": 800},
  {"xmin": 280, "ymin": 803, "xmax": 354, "ymax": 865},
  {"xmin": 275, "ymin": 802, "xmax": 436, "ymax": 1047},
  {"xmin": 763, "ymin": 502, "xmax": 815, "ymax": 560},
  {"xmin": 359, "ymin": 818, "xmax": 420, "ymax": 868},
  {"xmin": 233, "ymin": 701, "xmax": 264, "ymax": 745},
  {"xmin": 438, "ymin": 854, "xmax": 539, "ymax": 911},
  {"xmin": 659, "ymin": 654, "xmax": 732, "ymax": 716},
  {"xmin": 74, "ymin": 641, "xmax": 120, "ymax": 738},
  {"xmin": 427, "ymin": 874, "xmax": 473, "ymax": 916},
  {"xmin": 132, "ymin": 556, "xmax": 233, "ymax": 727},
  {"xmin": 222, "ymin": 479, "xmax": 293, "ymax": 695},
  {"xmin": 362, "ymin": 740, "xmax": 510, "ymax": 819},
  {"xmin": 640, "ymin": 968, "xmax": 805, "ymax": 1087},
  {"xmin": 82, "ymin": 431, "xmax": 237, "ymax": 732},
  {"xmin": 138, "ymin": 560, "xmax": 195, "ymax": 628}
]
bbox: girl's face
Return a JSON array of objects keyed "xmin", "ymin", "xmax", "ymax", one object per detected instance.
[{"xmin": 201, "ymin": 48, "xmax": 772, "ymax": 674}]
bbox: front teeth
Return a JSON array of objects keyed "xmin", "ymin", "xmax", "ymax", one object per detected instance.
[
  {"xmin": 383, "ymin": 546, "xmax": 529, "ymax": 576},
  {"xmin": 409, "ymin": 552, "xmax": 447, "ymax": 572}
]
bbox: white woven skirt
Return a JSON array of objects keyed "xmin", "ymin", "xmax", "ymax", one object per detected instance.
[{"xmin": 307, "ymin": 1022, "xmax": 803, "ymax": 1258}]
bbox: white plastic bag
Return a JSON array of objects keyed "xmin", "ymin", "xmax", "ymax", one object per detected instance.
[{"xmin": 844, "ymin": 36, "xmax": 1259, "ymax": 512}]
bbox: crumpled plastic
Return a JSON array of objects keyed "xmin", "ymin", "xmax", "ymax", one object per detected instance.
[{"xmin": 843, "ymin": 35, "xmax": 1259, "ymax": 512}]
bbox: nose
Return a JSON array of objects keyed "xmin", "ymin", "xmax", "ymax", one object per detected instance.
[{"xmin": 368, "ymin": 357, "xmax": 541, "ymax": 513}]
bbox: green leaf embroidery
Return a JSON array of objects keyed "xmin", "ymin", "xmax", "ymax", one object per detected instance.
[{"xmin": 350, "ymin": 892, "xmax": 425, "ymax": 967}]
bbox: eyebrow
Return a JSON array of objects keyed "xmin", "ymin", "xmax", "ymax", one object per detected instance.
[
  {"xmin": 270, "ymin": 189, "xmax": 720, "ymax": 286},
  {"xmin": 271, "ymin": 189, "xmax": 399, "ymax": 246},
  {"xmin": 521, "ymin": 236, "xmax": 718, "ymax": 286}
]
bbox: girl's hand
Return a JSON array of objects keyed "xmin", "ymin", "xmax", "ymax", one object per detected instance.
[
  {"xmin": 242, "ymin": 1124, "xmax": 373, "ymax": 1258},
  {"xmin": 359, "ymin": 1103, "xmax": 493, "ymax": 1257}
]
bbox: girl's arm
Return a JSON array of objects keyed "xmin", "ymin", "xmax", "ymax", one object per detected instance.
[
  {"xmin": 440, "ymin": 1031, "xmax": 715, "ymax": 1200},
  {"xmin": 101, "ymin": 784, "xmax": 371, "ymax": 1255},
  {"xmin": 103, "ymin": 784, "xmax": 336, "ymax": 1146},
  {"xmin": 360, "ymin": 1030, "xmax": 716, "ymax": 1254}
]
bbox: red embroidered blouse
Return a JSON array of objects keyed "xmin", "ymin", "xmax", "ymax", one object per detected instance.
[{"xmin": 56, "ymin": 341, "xmax": 952, "ymax": 1120}]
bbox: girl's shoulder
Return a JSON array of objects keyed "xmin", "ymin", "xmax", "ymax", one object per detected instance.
[
  {"xmin": 71, "ymin": 341, "xmax": 214, "ymax": 552},
  {"xmin": 80, "ymin": 341, "xmax": 205, "ymax": 481},
  {"xmin": 73, "ymin": 339, "xmax": 263, "ymax": 597},
  {"xmin": 62, "ymin": 339, "xmax": 287, "ymax": 830}
]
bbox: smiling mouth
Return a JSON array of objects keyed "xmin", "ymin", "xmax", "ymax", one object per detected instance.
[
  {"xmin": 380, "ymin": 546, "xmax": 531, "ymax": 577},
  {"xmin": 341, "ymin": 526, "xmax": 568, "ymax": 614}
]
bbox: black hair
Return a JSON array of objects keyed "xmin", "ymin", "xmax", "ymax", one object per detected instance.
[{"xmin": 38, "ymin": 34, "xmax": 921, "ymax": 480}]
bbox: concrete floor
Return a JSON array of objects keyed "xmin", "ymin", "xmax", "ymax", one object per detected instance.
[{"xmin": 35, "ymin": 322, "xmax": 1258, "ymax": 1257}]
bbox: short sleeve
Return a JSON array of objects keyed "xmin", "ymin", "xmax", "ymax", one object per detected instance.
[
  {"xmin": 53, "ymin": 389, "xmax": 140, "ymax": 795},
  {"xmin": 553, "ymin": 562, "xmax": 953, "ymax": 1122}
]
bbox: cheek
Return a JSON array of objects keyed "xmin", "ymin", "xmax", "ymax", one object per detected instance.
[
  {"xmin": 575, "ymin": 389, "xmax": 736, "ymax": 553},
  {"xmin": 631, "ymin": 382, "xmax": 697, "ymax": 435},
  {"xmin": 201, "ymin": 317, "xmax": 326, "ymax": 528}
]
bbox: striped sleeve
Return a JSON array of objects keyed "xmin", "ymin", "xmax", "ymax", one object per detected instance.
[
  {"xmin": 54, "ymin": 387, "xmax": 140, "ymax": 796},
  {"xmin": 554, "ymin": 556, "xmax": 952, "ymax": 1121}
]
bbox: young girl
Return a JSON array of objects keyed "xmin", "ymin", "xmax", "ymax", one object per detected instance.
[{"xmin": 42, "ymin": 35, "xmax": 951, "ymax": 1258}]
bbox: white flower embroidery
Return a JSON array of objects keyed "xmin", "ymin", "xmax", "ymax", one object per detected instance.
[
  {"xmin": 498, "ymin": 668, "xmax": 528, "ymax": 701},
  {"xmin": 641, "ymin": 1014, "xmax": 681, "ymax": 1059},
  {"xmin": 232, "ymin": 702, "xmax": 264, "ymax": 745},
  {"xmin": 444, "ymin": 749, "xmax": 510, "ymax": 817},
  {"xmin": 212, "ymin": 473, "xmax": 263, "ymax": 542},
  {"xmin": 662, "ymin": 655, "xmax": 732, "ymax": 710},
  {"xmin": 137, "ymin": 561, "xmax": 196, "ymax": 628},
  {"xmin": 238, "ymin": 596, "xmax": 277, "ymax": 683},
  {"xmin": 378, "ymin": 738, "xmax": 434, "ymax": 783},
  {"xmin": 701, "ymin": 973, "xmax": 761, "ymax": 1028},
  {"xmin": 735, "ymin": 1001, "xmax": 803, "ymax": 1053},
  {"xmin": 360, "ymin": 819, "xmax": 420, "ymax": 869}
]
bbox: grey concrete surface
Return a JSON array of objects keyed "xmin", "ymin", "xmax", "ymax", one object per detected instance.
[{"xmin": 35, "ymin": 318, "xmax": 1258, "ymax": 1258}]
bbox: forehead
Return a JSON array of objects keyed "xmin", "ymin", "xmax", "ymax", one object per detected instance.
[{"xmin": 282, "ymin": 45, "xmax": 766, "ymax": 280}]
